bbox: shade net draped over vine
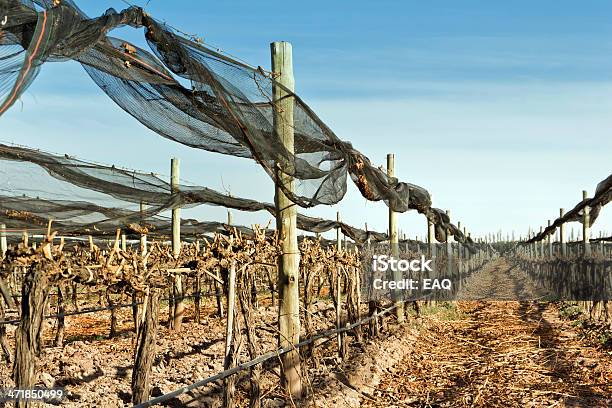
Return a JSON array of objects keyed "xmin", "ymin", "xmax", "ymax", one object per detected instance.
[
  {"xmin": 0, "ymin": 143, "xmax": 476, "ymax": 250},
  {"xmin": 524, "ymin": 174, "xmax": 612, "ymax": 244},
  {"xmin": 0, "ymin": 1, "xmax": 442, "ymax": 223}
]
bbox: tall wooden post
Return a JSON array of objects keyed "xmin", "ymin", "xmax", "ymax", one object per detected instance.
[
  {"xmin": 271, "ymin": 41, "xmax": 302, "ymax": 398},
  {"xmin": 538, "ymin": 226, "xmax": 543, "ymax": 258},
  {"xmin": 582, "ymin": 190, "xmax": 591, "ymax": 256},
  {"xmin": 170, "ymin": 158, "xmax": 184, "ymax": 331},
  {"xmin": 139, "ymin": 202, "xmax": 147, "ymax": 256},
  {"xmin": 446, "ymin": 210, "xmax": 452, "ymax": 276},
  {"xmin": 428, "ymin": 219, "xmax": 436, "ymax": 258},
  {"xmin": 560, "ymin": 208, "xmax": 566, "ymax": 256},
  {"xmin": 121, "ymin": 233, "xmax": 127, "ymax": 252},
  {"xmin": 336, "ymin": 211, "xmax": 344, "ymax": 358},
  {"xmin": 457, "ymin": 221, "xmax": 462, "ymax": 260},
  {"xmin": 0, "ymin": 224, "xmax": 6, "ymax": 259},
  {"xmin": 547, "ymin": 220, "xmax": 552, "ymax": 257},
  {"xmin": 171, "ymin": 158, "xmax": 181, "ymax": 257},
  {"xmin": 387, "ymin": 153, "xmax": 404, "ymax": 323}
]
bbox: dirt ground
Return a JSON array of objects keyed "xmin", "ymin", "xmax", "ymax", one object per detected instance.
[
  {"xmin": 0, "ymin": 293, "xmax": 346, "ymax": 407},
  {"xmin": 0, "ymin": 258, "xmax": 610, "ymax": 407},
  {"xmin": 312, "ymin": 259, "xmax": 612, "ymax": 407}
]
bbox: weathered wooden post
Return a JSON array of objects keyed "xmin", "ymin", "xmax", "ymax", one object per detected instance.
[
  {"xmin": 560, "ymin": 208, "xmax": 566, "ymax": 256},
  {"xmin": 582, "ymin": 190, "xmax": 591, "ymax": 257},
  {"xmin": 547, "ymin": 220, "xmax": 553, "ymax": 257},
  {"xmin": 171, "ymin": 158, "xmax": 181, "ymax": 256},
  {"xmin": 463, "ymin": 227, "xmax": 468, "ymax": 259},
  {"xmin": 121, "ymin": 233, "xmax": 127, "ymax": 252},
  {"xmin": 170, "ymin": 158, "xmax": 184, "ymax": 331},
  {"xmin": 457, "ymin": 221, "xmax": 462, "ymax": 260},
  {"xmin": 446, "ymin": 210, "xmax": 452, "ymax": 276},
  {"xmin": 539, "ymin": 226, "xmax": 544, "ymax": 258},
  {"xmin": 428, "ymin": 219, "xmax": 436, "ymax": 258},
  {"xmin": 223, "ymin": 260, "xmax": 238, "ymax": 406},
  {"xmin": 0, "ymin": 224, "xmax": 6, "ymax": 259},
  {"xmin": 271, "ymin": 41, "xmax": 302, "ymax": 398},
  {"xmin": 387, "ymin": 153, "xmax": 404, "ymax": 323},
  {"xmin": 139, "ymin": 202, "xmax": 147, "ymax": 256},
  {"xmin": 336, "ymin": 211, "xmax": 345, "ymax": 358}
]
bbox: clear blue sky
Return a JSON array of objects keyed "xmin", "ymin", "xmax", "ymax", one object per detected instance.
[{"xmin": 2, "ymin": 0, "xmax": 611, "ymax": 240}]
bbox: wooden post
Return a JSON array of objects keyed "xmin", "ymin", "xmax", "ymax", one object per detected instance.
[
  {"xmin": 171, "ymin": 158, "xmax": 181, "ymax": 257},
  {"xmin": 582, "ymin": 190, "xmax": 591, "ymax": 256},
  {"xmin": 0, "ymin": 224, "xmax": 6, "ymax": 259},
  {"xmin": 131, "ymin": 288, "xmax": 161, "ymax": 405},
  {"xmin": 539, "ymin": 226, "xmax": 544, "ymax": 258},
  {"xmin": 271, "ymin": 41, "xmax": 302, "ymax": 398},
  {"xmin": 547, "ymin": 220, "xmax": 553, "ymax": 257},
  {"xmin": 560, "ymin": 208, "xmax": 566, "ymax": 256},
  {"xmin": 139, "ymin": 202, "xmax": 147, "ymax": 256},
  {"xmin": 446, "ymin": 210, "xmax": 452, "ymax": 276},
  {"xmin": 170, "ymin": 158, "xmax": 184, "ymax": 331},
  {"xmin": 335, "ymin": 212, "xmax": 346, "ymax": 358},
  {"xmin": 121, "ymin": 233, "xmax": 127, "ymax": 252},
  {"xmin": 457, "ymin": 221, "xmax": 462, "ymax": 260},
  {"xmin": 428, "ymin": 219, "xmax": 436, "ymax": 258},
  {"xmin": 223, "ymin": 260, "xmax": 237, "ymax": 407},
  {"xmin": 387, "ymin": 153, "xmax": 404, "ymax": 323},
  {"xmin": 463, "ymin": 226, "xmax": 467, "ymax": 259}
]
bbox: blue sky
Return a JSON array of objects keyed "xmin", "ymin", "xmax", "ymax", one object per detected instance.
[{"xmin": 1, "ymin": 0, "xmax": 611, "ymax": 240}]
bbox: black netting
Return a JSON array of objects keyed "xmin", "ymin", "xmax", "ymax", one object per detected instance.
[
  {"xmin": 524, "ymin": 174, "xmax": 612, "ymax": 243},
  {"xmin": 0, "ymin": 142, "xmax": 477, "ymax": 248},
  {"xmin": 0, "ymin": 0, "xmax": 433, "ymax": 216}
]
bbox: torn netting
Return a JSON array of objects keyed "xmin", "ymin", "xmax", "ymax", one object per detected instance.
[
  {"xmin": 0, "ymin": 142, "xmax": 477, "ymax": 248},
  {"xmin": 524, "ymin": 174, "xmax": 612, "ymax": 243},
  {"xmin": 0, "ymin": 0, "xmax": 431, "ymax": 216}
]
